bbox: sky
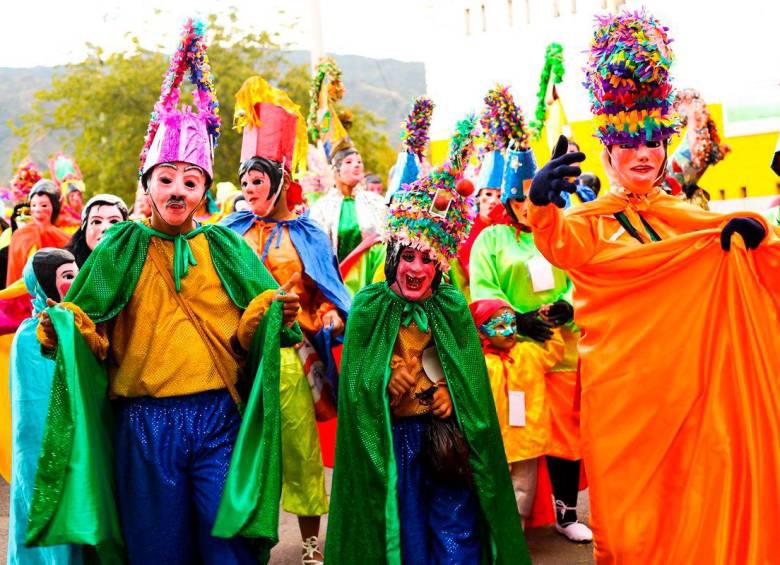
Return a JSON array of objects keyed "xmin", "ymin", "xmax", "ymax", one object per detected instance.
[{"xmin": 0, "ymin": 0, "xmax": 432, "ymax": 68}]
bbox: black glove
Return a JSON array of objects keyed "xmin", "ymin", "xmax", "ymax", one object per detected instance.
[
  {"xmin": 720, "ymin": 217, "xmax": 766, "ymax": 251},
  {"xmin": 515, "ymin": 310, "xmax": 554, "ymax": 342},
  {"xmin": 529, "ymin": 135, "xmax": 586, "ymax": 208},
  {"xmin": 546, "ymin": 300, "xmax": 574, "ymax": 326}
]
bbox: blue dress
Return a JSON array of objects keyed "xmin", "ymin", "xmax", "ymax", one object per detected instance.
[{"xmin": 8, "ymin": 261, "xmax": 82, "ymax": 564}]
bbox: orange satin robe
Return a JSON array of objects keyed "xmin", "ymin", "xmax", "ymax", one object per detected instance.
[{"xmin": 528, "ymin": 189, "xmax": 780, "ymax": 564}]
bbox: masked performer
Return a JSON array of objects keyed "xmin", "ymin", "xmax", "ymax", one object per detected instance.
[
  {"xmin": 222, "ymin": 76, "xmax": 351, "ymax": 564},
  {"xmin": 470, "ymin": 111, "xmax": 592, "ymax": 543},
  {"xmin": 527, "ymin": 10, "xmax": 779, "ymax": 563},
  {"xmin": 9, "ymin": 249, "xmax": 82, "ymax": 565},
  {"xmin": 49, "ymin": 153, "xmax": 86, "ymax": 232},
  {"xmin": 7, "ymin": 180, "xmax": 70, "ymax": 285},
  {"xmin": 469, "ymin": 299, "xmax": 564, "ymax": 527},
  {"xmin": 309, "ymin": 140, "xmax": 385, "ymax": 262},
  {"xmin": 340, "ymin": 98, "xmax": 434, "ymax": 298},
  {"xmin": 31, "ymin": 20, "xmax": 302, "ymax": 564},
  {"xmin": 65, "ymin": 194, "xmax": 129, "ymax": 266},
  {"xmin": 327, "ymin": 116, "xmax": 530, "ymax": 565}
]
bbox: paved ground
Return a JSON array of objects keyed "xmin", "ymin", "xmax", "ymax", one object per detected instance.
[{"xmin": 0, "ymin": 473, "xmax": 595, "ymax": 564}]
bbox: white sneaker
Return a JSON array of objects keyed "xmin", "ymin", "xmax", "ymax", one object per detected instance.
[
  {"xmin": 302, "ymin": 536, "xmax": 323, "ymax": 565},
  {"xmin": 555, "ymin": 521, "xmax": 593, "ymax": 543}
]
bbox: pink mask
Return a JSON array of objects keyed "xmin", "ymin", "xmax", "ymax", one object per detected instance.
[
  {"xmin": 391, "ymin": 247, "xmax": 437, "ymax": 302},
  {"xmin": 608, "ymin": 142, "xmax": 666, "ymax": 194},
  {"xmin": 241, "ymin": 169, "xmax": 278, "ymax": 217}
]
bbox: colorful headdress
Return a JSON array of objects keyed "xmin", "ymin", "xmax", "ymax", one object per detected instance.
[
  {"xmin": 10, "ymin": 159, "xmax": 43, "ymax": 203},
  {"xmin": 478, "ymin": 85, "xmax": 532, "ymax": 198},
  {"xmin": 48, "ymin": 152, "xmax": 85, "ymax": 194},
  {"xmin": 386, "ymin": 116, "xmax": 478, "ymax": 271},
  {"xmin": 585, "ymin": 9, "xmax": 679, "ymax": 145},
  {"xmin": 306, "ymin": 57, "xmax": 349, "ymax": 160},
  {"xmin": 139, "ymin": 18, "xmax": 220, "ymax": 181},
  {"xmin": 386, "ymin": 97, "xmax": 434, "ymax": 203},
  {"xmin": 666, "ymin": 89, "xmax": 730, "ymax": 191},
  {"xmin": 233, "ymin": 76, "xmax": 307, "ymax": 176}
]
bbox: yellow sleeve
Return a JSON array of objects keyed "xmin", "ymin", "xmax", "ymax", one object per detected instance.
[
  {"xmin": 528, "ymin": 203, "xmax": 598, "ymax": 270},
  {"xmin": 538, "ymin": 327, "xmax": 566, "ymax": 371},
  {"xmin": 36, "ymin": 301, "xmax": 109, "ymax": 360},
  {"xmin": 236, "ymin": 289, "xmax": 276, "ymax": 351},
  {"xmin": 484, "ymin": 354, "xmax": 506, "ymax": 402}
]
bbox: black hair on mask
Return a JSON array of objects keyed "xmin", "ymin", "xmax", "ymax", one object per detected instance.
[
  {"xmin": 384, "ymin": 240, "xmax": 443, "ymax": 292},
  {"xmin": 32, "ymin": 248, "xmax": 76, "ymax": 301},
  {"xmin": 238, "ymin": 157, "xmax": 285, "ymax": 202},
  {"xmin": 29, "ymin": 180, "xmax": 62, "ymax": 224}
]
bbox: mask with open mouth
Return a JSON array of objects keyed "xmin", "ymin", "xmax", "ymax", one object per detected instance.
[{"xmin": 390, "ymin": 247, "xmax": 438, "ymax": 302}]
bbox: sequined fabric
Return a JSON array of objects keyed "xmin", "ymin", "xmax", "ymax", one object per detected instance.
[
  {"xmin": 390, "ymin": 323, "xmax": 434, "ymax": 417},
  {"xmin": 109, "ymin": 234, "xmax": 242, "ymax": 398},
  {"xmin": 326, "ymin": 282, "xmax": 529, "ymax": 564},
  {"xmin": 113, "ymin": 390, "xmax": 255, "ymax": 564},
  {"xmin": 392, "ymin": 415, "xmax": 480, "ymax": 565}
]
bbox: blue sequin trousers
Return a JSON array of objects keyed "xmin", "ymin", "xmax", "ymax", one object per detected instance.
[
  {"xmin": 113, "ymin": 389, "xmax": 256, "ymax": 565},
  {"xmin": 392, "ymin": 415, "xmax": 481, "ymax": 565}
]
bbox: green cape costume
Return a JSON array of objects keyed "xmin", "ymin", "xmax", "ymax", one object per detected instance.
[
  {"xmin": 325, "ymin": 282, "xmax": 530, "ymax": 564},
  {"xmin": 27, "ymin": 221, "xmax": 302, "ymax": 563}
]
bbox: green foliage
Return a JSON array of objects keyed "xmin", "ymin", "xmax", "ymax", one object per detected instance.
[{"xmin": 9, "ymin": 11, "xmax": 397, "ymax": 202}]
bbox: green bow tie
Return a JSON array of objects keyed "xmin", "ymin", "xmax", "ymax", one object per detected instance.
[
  {"xmin": 140, "ymin": 223, "xmax": 206, "ymax": 292},
  {"xmin": 401, "ymin": 301, "xmax": 429, "ymax": 333}
]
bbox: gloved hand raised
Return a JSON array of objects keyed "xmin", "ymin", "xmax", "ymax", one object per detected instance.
[
  {"xmin": 720, "ymin": 217, "xmax": 766, "ymax": 251},
  {"xmin": 529, "ymin": 135, "xmax": 586, "ymax": 208},
  {"xmin": 515, "ymin": 310, "xmax": 554, "ymax": 342},
  {"xmin": 542, "ymin": 300, "xmax": 574, "ymax": 326}
]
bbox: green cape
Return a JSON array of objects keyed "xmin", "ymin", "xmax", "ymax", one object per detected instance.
[
  {"xmin": 27, "ymin": 221, "xmax": 302, "ymax": 563},
  {"xmin": 325, "ymin": 282, "xmax": 530, "ymax": 564}
]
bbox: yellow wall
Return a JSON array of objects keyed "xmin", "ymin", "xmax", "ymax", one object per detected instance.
[{"xmin": 430, "ymin": 104, "xmax": 780, "ymax": 200}]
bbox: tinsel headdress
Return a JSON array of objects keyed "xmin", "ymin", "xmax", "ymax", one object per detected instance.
[
  {"xmin": 585, "ymin": 9, "xmax": 679, "ymax": 145},
  {"xmin": 666, "ymin": 88, "xmax": 730, "ymax": 191},
  {"xmin": 10, "ymin": 159, "xmax": 43, "ymax": 203},
  {"xmin": 478, "ymin": 85, "xmax": 531, "ymax": 191},
  {"xmin": 139, "ymin": 18, "xmax": 220, "ymax": 180},
  {"xmin": 386, "ymin": 97, "xmax": 434, "ymax": 202},
  {"xmin": 386, "ymin": 115, "xmax": 478, "ymax": 271},
  {"xmin": 306, "ymin": 57, "xmax": 349, "ymax": 160},
  {"xmin": 530, "ymin": 43, "xmax": 565, "ymax": 139},
  {"xmin": 233, "ymin": 76, "xmax": 308, "ymax": 176}
]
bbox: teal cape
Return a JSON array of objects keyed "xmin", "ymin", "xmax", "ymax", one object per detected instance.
[
  {"xmin": 27, "ymin": 221, "xmax": 302, "ymax": 563},
  {"xmin": 325, "ymin": 282, "xmax": 530, "ymax": 564}
]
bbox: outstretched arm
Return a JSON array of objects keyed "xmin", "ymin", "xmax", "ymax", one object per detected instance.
[{"xmin": 527, "ymin": 135, "xmax": 597, "ymax": 269}]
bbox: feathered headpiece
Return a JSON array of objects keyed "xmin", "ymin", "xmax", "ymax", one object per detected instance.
[
  {"xmin": 233, "ymin": 76, "xmax": 308, "ymax": 177},
  {"xmin": 48, "ymin": 152, "xmax": 85, "ymax": 194},
  {"xmin": 386, "ymin": 115, "xmax": 478, "ymax": 270},
  {"xmin": 585, "ymin": 9, "xmax": 679, "ymax": 145},
  {"xmin": 139, "ymin": 18, "xmax": 220, "ymax": 180},
  {"xmin": 386, "ymin": 97, "xmax": 434, "ymax": 202},
  {"xmin": 10, "ymin": 159, "xmax": 43, "ymax": 203},
  {"xmin": 478, "ymin": 85, "xmax": 531, "ymax": 191}
]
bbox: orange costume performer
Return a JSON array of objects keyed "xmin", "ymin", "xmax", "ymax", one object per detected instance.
[{"xmin": 527, "ymin": 10, "xmax": 780, "ymax": 564}]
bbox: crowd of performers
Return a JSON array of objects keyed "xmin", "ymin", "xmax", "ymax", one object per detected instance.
[{"xmin": 0, "ymin": 8, "xmax": 778, "ymax": 565}]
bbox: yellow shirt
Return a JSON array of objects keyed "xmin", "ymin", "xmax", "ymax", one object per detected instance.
[
  {"xmin": 485, "ymin": 330, "xmax": 564, "ymax": 462},
  {"xmin": 108, "ymin": 234, "xmax": 244, "ymax": 398},
  {"xmin": 390, "ymin": 322, "xmax": 435, "ymax": 417},
  {"xmin": 243, "ymin": 221, "xmax": 336, "ymax": 336}
]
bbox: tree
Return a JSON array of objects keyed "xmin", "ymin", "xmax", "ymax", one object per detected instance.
[{"xmin": 10, "ymin": 12, "xmax": 397, "ymax": 204}]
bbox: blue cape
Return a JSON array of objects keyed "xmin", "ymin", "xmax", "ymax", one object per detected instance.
[{"xmin": 221, "ymin": 211, "xmax": 352, "ymax": 389}]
